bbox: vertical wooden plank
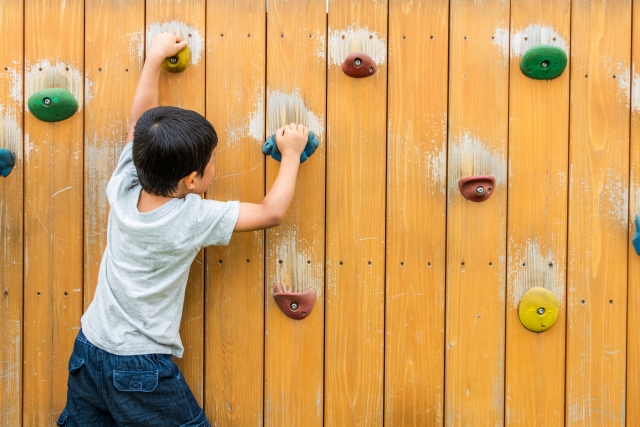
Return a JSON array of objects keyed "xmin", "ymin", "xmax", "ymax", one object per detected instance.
[
  {"xmin": 566, "ymin": 1, "xmax": 631, "ymax": 425},
  {"xmin": 23, "ymin": 0, "xmax": 84, "ymax": 425},
  {"xmin": 0, "ymin": 1, "xmax": 23, "ymax": 426},
  {"xmin": 205, "ymin": 0, "xmax": 266, "ymax": 424},
  {"xmin": 84, "ymin": 0, "xmax": 144, "ymax": 308},
  {"xmin": 385, "ymin": 0, "xmax": 448, "ymax": 425},
  {"xmin": 505, "ymin": 2, "xmax": 570, "ymax": 425},
  {"xmin": 628, "ymin": 1, "xmax": 640, "ymax": 424},
  {"xmin": 325, "ymin": 1, "xmax": 387, "ymax": 426},
  {"xmin": 445, "ymin": 0, "xmax": 509, "ymax": 424},
  {"xmin": 264, "ymin": 1, "xmax": 326, "ymax": 426},
  {"xmin": 146, "ymin": 0, "xmax": 207, "ymax": 405}
]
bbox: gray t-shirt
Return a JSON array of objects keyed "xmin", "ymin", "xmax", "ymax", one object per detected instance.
[{"xmin": 82, "ymin": 142, "xmax": 239, "ymax": 357}]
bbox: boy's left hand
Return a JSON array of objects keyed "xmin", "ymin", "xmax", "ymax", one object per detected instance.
[{"xmin": 148, "ymin": 32, "xmax": 188, "ymax": 61}]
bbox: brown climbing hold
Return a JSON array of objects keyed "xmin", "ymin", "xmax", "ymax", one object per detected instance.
[
  {"xmin": 341, "ymin": 52, "xmax": 376, "ymax": 78},
  {"xmin": 458, "ymin": 175, "xmax": 496, "ymax": 202},
  {"xmin": 273, "ymin": 283, "xmax": 316, "ymax": 320}
]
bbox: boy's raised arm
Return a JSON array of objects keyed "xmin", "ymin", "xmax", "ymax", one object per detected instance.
[
  {"xmin": 234, "ymin": 124, "xmax": 308, "ymax": 232},
  {"xmin": 125, "ymin": 33, "xmax": 187, "ymax": 142}
]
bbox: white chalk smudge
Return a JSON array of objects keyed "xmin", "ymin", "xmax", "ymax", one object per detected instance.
[
  {"xmin": 509, "ymin": 238, "xmax": 563, "ymax": 308},
  {"xmin": 119, "ymin": 30, "xmax": 144, "ymax": 64},
  {"xmin": 0, "ymin": 110, "xmax": 21, "ymax": 154},
  {"xmin": 328, "ymin": 26, "xmax": 386, "ymax": 67},
  {"xmin": 313, "ymin": 30, "xmax": 326, "ymax": 60},
  {"xmin": 492, "ymin": 27, "xmax": 509, "ymax": 59},
  {"xmin": 25, "ymin": 60, "xmax": 89, "ymax": 112},
  {"xmin": 604, "ymin": 166, "xmax": 628, "ymax": 228},
  {"xmin": 511, "ymin": 24, "xmax": 567, "ymax": 57},
  {"xmin": 274, "ymin": 229, "xmax": 322, "ymax": 295},
  {"xmin": 147, "ymin": 21, "xmax": 204, "ymax": 65},
  {"xmin": 266, "ymin": 89, "xmax": 324, "ymax": 137},
  {"xmin": 448, "ymin": 132, "xmax": 507, "ymax": 195},
  {"xmin": 24, "ymin": 133, "xmax": 35, "ymax": 160},
  {"xmin": 227, "ymin": 93, "xmax": 264, "ymax": 144},
  {"xmin": 633, "ymin": 72, "xmax": 640, "ymax": 113},
  {"xmin": 601, "ymin": 56, "xmax": 631, "ymax": 108}
]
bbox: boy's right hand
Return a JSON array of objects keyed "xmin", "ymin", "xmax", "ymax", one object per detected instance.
[
  {"xmin": 148, "ymin": 32, "xmax": 188, "ymax": 62},
  {"xmin": 275, "ymin": 123, "xmax": 308, "ymax": 160}
]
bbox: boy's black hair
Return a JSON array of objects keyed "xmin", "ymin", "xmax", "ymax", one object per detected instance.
[{"xmin": 132, "ymin": 106, "xmax": 217, "ymax": 197}]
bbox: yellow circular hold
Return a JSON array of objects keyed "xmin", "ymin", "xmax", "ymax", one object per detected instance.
[
  {"xmin": 162, "ymin": 45, "xmax": 191, "ymax": 73},
  {"xmin": 518, "ymin": 287, "xmax": 559, "ymax": 333}
]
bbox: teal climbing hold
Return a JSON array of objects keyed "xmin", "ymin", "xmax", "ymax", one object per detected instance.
[
  {"xmin": 262, "ymin": 131, "xmax": 319, "ymax": 163},
  {"xmin": 520, "ymin": 44, "xmax": 567, "ymax": 80},
  {"xmin": 28, "ymin": 88, "xmax": 78, "ymax": 122},
  {"xmin": 0, "ymin": 148, "xmax": 15, "ymax": 177},
  {"xmin": 633, "ymin": 215, "xmax": 640, "ymax": 255}
]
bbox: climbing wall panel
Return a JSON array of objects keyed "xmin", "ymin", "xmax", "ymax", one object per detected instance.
[
  {"xmin": 445, "ymin": 0, "xmax": 510, "ymax": 424},
  {"xmin": 566, "ymin": 0, "xmax": 631, "ymax": 425},
  {"xmin": 146, "ymin": 0, "xmax": 207, "ymax": 404},
  {"xmin": 0, "ymin": 1, "xmax": 23, "ymax": 426},
  {"xmin": 629, "ymin": 1, "xmax": 640, "ymax": 423},
  {"xmin": 385, "ymin": 0, "xmax": 448, "ymax": 424},
  {"xmin": 84, "ymin": 0, "xmax": 143, "ymax": 306},
  {"xmin": 264, "ymin": 1, "xmax": 326, "ymax": 426},
  {"xmin": 325, "ymin": 1, "xmax": 388, "ymax": 426},
  {"xmin": 205, "ymin": 0, "xmax": 266, "ymax": 425},
  {"xmin": 505, "ymin": 1, "xmax": 570, "ymax": 425},
  {"xmin": 23, "ymin": 0, "xmax": 84, "ymax": 425}
]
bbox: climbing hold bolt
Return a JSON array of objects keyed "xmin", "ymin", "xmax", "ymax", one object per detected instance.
[
  {"xmin": 262, "ymin": 131, "xmax": 319, "ymax": 163},
  {"xmin": 290, "ymin": 302, "xmax": 298, "ymax": 311},
  {"xmin": 458, "ymin": 175, "xmax": 496, "ymax": 202},
  {"xmin": 342, "ymin": 52, "xmax": 376, "ymax": 78},
  {"xmin": 0, "ymin": 148, "xmax": 16, "ymax": 177},
  {"xmin": 28, "ymin": 88, "xmax": 78, "ymax": 122},
  {"xmin": 162, "ymin": 45, "xmax": 191, "ymax": 73},
  {"xmin": 518, "ymin": 287, "xmax": 559, "ymax": 333},
  {"xmin": 632, "ymin": 215, "xmax": 640, "ymax": 255},
  {"xmin": 520, "ymin": 44, "xmax": 567, "ymax": 80}
]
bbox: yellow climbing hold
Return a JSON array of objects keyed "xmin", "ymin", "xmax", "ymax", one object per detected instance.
[
  {"xmin": 518, "ymin": 287, "xmax": 559, "ymax": 333},
  {"xmin": 162, "ymin": 45, "xmax": 191, "ymax": 73}
]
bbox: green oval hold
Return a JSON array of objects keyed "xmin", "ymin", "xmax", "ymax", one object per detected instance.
[
  {"xmin": 28, "ymin": 88, "xmax": 78, "ymax": 122},
  {"xmin": 520, "ymin": 44, "xmax": 567, "ymax": 80}
]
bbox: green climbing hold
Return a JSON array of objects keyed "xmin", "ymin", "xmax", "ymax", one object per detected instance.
[
  {"xmin": 28, "ymin": 88, "xmax": 78, "ymax": 122},
  {"xmin": 162, "ymin": 45, "xmax": 191, "ymax": 73},
  {"xmin": 520, "ymin": 44, "xmax": 567, "ymax": 80}
]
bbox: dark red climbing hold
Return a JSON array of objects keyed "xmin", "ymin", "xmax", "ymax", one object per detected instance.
[
  {"xmin": 273, "ymin": 283, "xmax": 316, "ymax": 320},
  {"xmin": 341, "ymin": 52, "xmax": 376, "ymax": 78},
  {"xmin": 458, "ymin": 175, "xmax": 496, "ymax": 202}
]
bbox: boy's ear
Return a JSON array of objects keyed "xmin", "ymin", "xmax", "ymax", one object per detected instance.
[{"xmin": 183, "ymin": 171, "xmax": 198, "ymax": 190}]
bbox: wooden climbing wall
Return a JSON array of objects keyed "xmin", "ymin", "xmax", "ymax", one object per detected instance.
[{"xmin": 0, "ymin": 0, "xmax": 637, "ymax": 426}]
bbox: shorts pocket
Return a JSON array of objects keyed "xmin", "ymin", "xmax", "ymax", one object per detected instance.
[
  {"xmin": 68, "ymin": 352, "xmax": 84, "ymax": 375},
  {"xmin": 113, "ymin": 370, "xmax": 158, "ymax": 392},
  {"xmin": 56, "ymin": 408, "xmax": 69, "ymax": 426}
]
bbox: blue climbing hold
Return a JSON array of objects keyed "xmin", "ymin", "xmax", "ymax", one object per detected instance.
[
  {"xmin": 262, "ymin": 131, "xmax": 319, "ymax": 163},
  {"xmin": 0, "ymin": 148, "xmax": 15, "ymax": 177},
  {"xmin": 633, "ymin": 215, "xmax": 640, "ymax": 256}
]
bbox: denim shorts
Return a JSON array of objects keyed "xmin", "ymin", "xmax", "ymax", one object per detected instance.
[{"xmin": 57, "ymin": 329, "xmax": 210, "ymax": 426}]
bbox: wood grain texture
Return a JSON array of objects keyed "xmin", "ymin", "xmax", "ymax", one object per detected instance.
[
  {"xmin": 505, "ymin": 1, "xmax": 570, "ymax": 425},
  {"xmin": 264, "ymin": 1, "xmax": 326, "ymax": 426},
  {"xmin": 325, "ymin": 1, "xmax": 388, "ymax": 426},
  {"xmin": 146, "ymin": 0, "xmax": 207, "ymax": 405},
  {"xmin": 0, "ymin": 1, "xmax": 23, "ymax": 425},
  {"xmin": 566, "ymin": 1, "xmax": 631, "ymax": 425},
  {"xmin": 23, "ymin": 0, "xmax": 84, "ymax": 425},
  {"xmin": 445, "ymin": 0, "xmax": 510, "ymax": 424},
  {"xmin": 385, "ymin": 0, "xmax": 448, "ymax": 425},
  {"xmin": 84, "ymin": 0, "xmax": 143, "ymax": 306},
  {"xmin": 628, "ymin": 1, "xmax": 640, "ymax": 423},
  {"xmin": 205, "ymin": 0, "xmax": 266, "ymax": 424}
]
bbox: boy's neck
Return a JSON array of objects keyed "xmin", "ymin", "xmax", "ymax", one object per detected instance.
[{"xmin": 137, "ymin": 189, "xmax": 178, "ymax": 213}]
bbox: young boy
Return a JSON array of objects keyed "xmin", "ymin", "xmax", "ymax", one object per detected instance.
[{"xmin": 57, "ymin": 33, "xmax": 309, "ymax": 426}]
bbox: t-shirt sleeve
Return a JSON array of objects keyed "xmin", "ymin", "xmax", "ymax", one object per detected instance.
[
  {"xmin": 193, "ymin": 198, "xmax": 240, "ymax": 248},
  {"xmin": 106, "ymin": 142, "xmax": 137, "ymax": 202}
]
